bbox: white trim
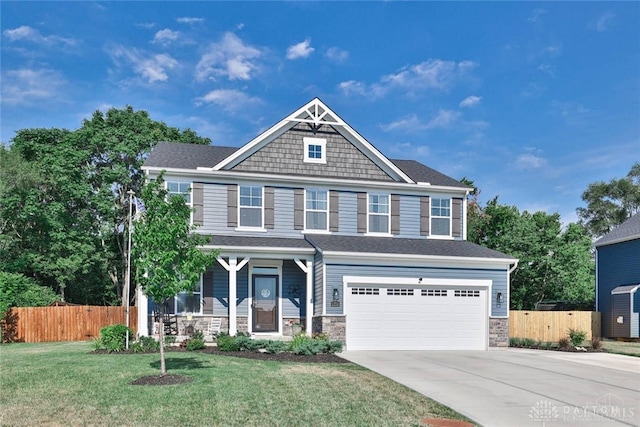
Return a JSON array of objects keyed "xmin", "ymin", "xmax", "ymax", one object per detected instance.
[
  {"xmin": 304, "ymin": 188, "xmax": 329, "ymax": 232},
  {"xmin": 321, "ymin": 251, "xmax": 516, "ymax": 267},
  {"xmin": 147, "ymin": 166, "xmax": 468, "ymax": 195},
  {"xmin": 207, "ymin": 98, "xmax": 415, "ymax": 183},
  {"xmin": 595, "ymin": 235, "xmax": 640, "ymax": 247},
  {"xmin": 343, "ymin": 276, "xmax": 492, "ymax": 288},
  {"xmin": 429, "ymin": 197, "xmax": 452, "ymax": 238},
  {"xmin": 174, "ymin": 274, "xmax": 203, "ymax": 315},
  {"xmin": 367, "ymin": 193, "xmax": 390, "ymax": 234},
  {"xmin": 303, "ymin": 137, "xmax": 326, "ymax": 164},
  {"xmin": 611, "ymin": 284, "xmax": 640, "ymax": 295},
  {"xmin": 322, "ymin": 263, "xmax": 327, "ymax": 316},
  {"xmin": 238, "ymin": 185, "xmax": 264, "ymax": 229},
  {"xmin": 248, "ymin": 259, "xmax": 283, "ymax": 335}
]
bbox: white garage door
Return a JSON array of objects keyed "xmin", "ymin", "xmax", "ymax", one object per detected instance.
[{"xmin": 345, "ymin": 285, "xmax": 488, "ymax": 350}]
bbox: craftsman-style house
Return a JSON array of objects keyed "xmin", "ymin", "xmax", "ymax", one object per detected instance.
[{"xmin": 138, "ymin": 98, "xmax": 517, "ymax": 350}]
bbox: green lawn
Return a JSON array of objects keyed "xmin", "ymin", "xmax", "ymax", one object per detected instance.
[
  {"xmin": 0, "ymin": 342, "xmax": 469, "ymax": 426},
  {"xmin": 601, "ymin": 339, "xmax": 640, "ymax": 357}
]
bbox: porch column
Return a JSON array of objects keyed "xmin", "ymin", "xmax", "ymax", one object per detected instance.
[
  {"xmin": 229, "ymin": 257, "xmax": 237, "ymax": 336},
  {"xmin": 217, "ymin": 256, "xmax": 250, "ymax": 336},
  {"xmin": 136, "ymin": 286, "xmax": 149, "ymax": 337},
  {"xmin": 295, "ymin": 258, "xmax": 314, "ymax": 337}
]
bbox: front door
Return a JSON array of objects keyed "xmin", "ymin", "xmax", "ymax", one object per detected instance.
[{"xmin": 252, "ymin": 275, "xmax": 278, "ymax": 332}]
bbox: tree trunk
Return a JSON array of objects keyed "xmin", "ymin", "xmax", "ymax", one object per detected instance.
[{"xmin": 159, "ymin": 306, "xmax": 167, "ymax": 375}]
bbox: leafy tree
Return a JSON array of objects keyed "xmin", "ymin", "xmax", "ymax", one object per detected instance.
[
  {"xmin": 0, "ymin": 272, "xmax": 59, "ymax": 321},
  {"xmin": 1, "ymin": 107, "xmax": 210, "ymax": 305},
  {"xmin": 133, "ymin": 175, "xmax": 218, "ymax": 375},
  {"xmin": 469, "ymin": 197, "xmax": 594, "ymax": 309},
  {"xmin": 577, "ymin": 162, "xmax": 640, "ymax": 238}
]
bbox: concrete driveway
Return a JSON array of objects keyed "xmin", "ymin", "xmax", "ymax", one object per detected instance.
[{"xmin": 340, "ymin": 349, "xmax": 640, "ymax": 427}]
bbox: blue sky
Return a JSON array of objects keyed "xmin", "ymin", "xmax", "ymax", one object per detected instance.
[{"xmin": 2, "ymin": 2, "xmax": 638, "ymax": 224}]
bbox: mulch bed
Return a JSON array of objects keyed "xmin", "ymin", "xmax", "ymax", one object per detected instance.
[
  {"xmin": 131, "ymin": 374, "xmax": 193, "ymax": 386},
  {"xmin": 509, "ymin": 345, "xmax": 607, "ymax": 353},
  {"xmin": 92, "ymin": 346, "xmax": 350, "ymax": 364}
]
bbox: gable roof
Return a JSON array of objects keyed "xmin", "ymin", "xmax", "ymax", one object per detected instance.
[
  {"xmin": 143, "ymin": 142, "xmax": 468, "ymax": 188},
  {"xmin": 305, "ymin": 234, "xmax": 515, "ymax": 261},
  {"xmin": 210, "ymin": 98, "xmax": 415, "ymax": 183},
  {"xmin": 595, "ymin": 213, "xmax": 640, "ymax": 247}
]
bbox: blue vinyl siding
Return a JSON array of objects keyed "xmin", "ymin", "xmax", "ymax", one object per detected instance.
[
  {"xmin": 314, "ymin": 252, "xmax": 324, "ymax": 316},
  {"xmin": 281, "ymin": 260, "xmax": 307, "ymax": 317},
  {"xmin": 397, "ymin": 195, "xmax": 420, "ymax": 238},
  {"xmin": 597, "ymin": 239, "xmax": 640, "ymax": 337},
  {"xmin": 211, "ymin": 261, "xmax": 249, "ymax": 316},
  {"xmin": 324, "ymin": 263, "xmax": 508, "ymax": 317},
  {"xmin": 338, "ymin": 192, "xmax": 358, "ymax": 235}
]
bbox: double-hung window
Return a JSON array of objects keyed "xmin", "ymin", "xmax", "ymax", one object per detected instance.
[
  {"xmin": 239, "ymin": 185, "xmax": 263, "ymax": 228},
  {"xmin": 167, "ymin": 182, "xmax": 191, "ymax": 204},
  {"xmin": 305, "ymin": 189, "xmax": 328, "ymax": 231},
  {"xmin": 431, "ymin": 198, "xmax": 451, "ymax": 236},
  {"xmin": 368, "ymin": 194, "xmax": 390, "ymax": 234},
  {"xmin": 175, "ymin": 276, "xmax": 202, "ymax": 315}
]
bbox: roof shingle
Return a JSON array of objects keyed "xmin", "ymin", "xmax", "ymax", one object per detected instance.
[{"xmin": 595, "ymin": 213, "xmax": 640, "ymax": 247}]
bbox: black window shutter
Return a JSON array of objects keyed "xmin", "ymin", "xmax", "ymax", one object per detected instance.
[
  {"xmin": 357, "ymin": 193, "xmax": 367, "ymax": 233},
  {"xmin": 420, "ymin": 196, "xmax": 430, "ymax": 236},
  {"xmin": 227, "ymin": 185, "xmax": 237, "ymax": 227},
  {"xmin": 391, "ymin": 195, "xmax": 400, "ymax": 235},
  {"xmin": 294, "ymin": 189, "xmax": 304, "ymax": 230},
  {"xmin": 192, "ymin": 183, "xmax": 204, "ymax": 226},
  {"xmin": 330, "ymin": 191, "xmax": 339, "ymax": 232},
  {"xmin": 265, "ymin": 187, "xmax": 275, "ymax": 229}
]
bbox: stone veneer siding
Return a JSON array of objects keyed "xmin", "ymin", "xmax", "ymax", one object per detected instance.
[
  {"xmin": 489, "ymin": 317, "xmax": 509, "ymax": 347},
  {"xmin": 312, "ymin": 315, "xmax": 346, "ymax": 344}
]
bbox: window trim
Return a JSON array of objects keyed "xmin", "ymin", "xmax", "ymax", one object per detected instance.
[
  {"xmin": 304, "ymin": 189, "xmax": 329, "ymax": 233},
  {"xmin": 303, "ymin": 137, "xmax": 326, "ymax": 164},
  {"xmin": 174, "ymin": 274, "xmax": 203, "ymax": 315},
  {"xmin": 366, "ymin": 193, "xmax": 391, "ymax": 236},
  {"xmin": 430, "ymin": 197, "xmax": 452, "ymax": 238},
  {"xmin": 237, "ymin": 185, "xmax": 265, "ymax": 230},
  {"xmin": 166, "ymin": 181, "xmax": 192, "ymax": 224}
]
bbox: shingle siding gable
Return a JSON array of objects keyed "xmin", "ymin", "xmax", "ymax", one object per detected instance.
[{"xmin": 231, "ymin": 123, "xmax": 394, "ymax": 181}]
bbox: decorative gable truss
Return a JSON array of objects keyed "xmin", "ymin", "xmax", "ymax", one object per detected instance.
[{"xmin": 207, "ymin": 98, "xmax": 414, "ymax": 184}]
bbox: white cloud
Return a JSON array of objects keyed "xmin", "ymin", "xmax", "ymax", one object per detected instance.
[
  {"xmin": 3, "ymin": 25, "xmax": 77, "ymax": 48},
  {"xmin": 339, "ymin": 59, "xmax": 477, "ymax": 99},
  {"xmin": 195, "ymin": 89, "xmax": 261, "ymax": 112},
  {"xmin": 1, "ymin": 68, "xmax": 67, "ymax": 105},
  {"xmin": 542, "ymin": 44, "xmax": 563, "ymax": 56},
  {"xmin": 177, "ymin": 17, "xmax": 204, "ymax": 25},
  {"xmin": 516, "ymin": 153, "xmax": 546, "ymax": 170},
  {"xmin": 108, "ymin": 46, "xmax": 177, "ymax": 83},
  {"xmin": 325, "ymin": 47, "xmax": 349, "ymax": 63},
  {"xmin": 521, "ymin": 81, "xmax": 547, "ymax": 97},
  {"xmin": 537, "ymin": 64, "xmax": 555, "ymax": 77},
  {"xmin": 596, "ymin": 11, "xmax": 616, "ymax": 32},
  {"xmin": 152, "ymin": 29, "xmax": 180, "ymax": 45},
  {"xmin": 286, "ymin": 39, "xmax": 314, "ymax": 60},
  {"xmin": 195, "ymin": 32, "xmax": 262, "ymax": 81},
  {"xmin": 135, "ymin": 22, "xmax": 156, "ymax": 29},
  {"xmin": 460, "ymin": 95, "xmax": 482, "ymax": 108},
  {"xmin": 527, "ymin": 8, "xmax": 548, "ymax": 23},
  {"xmin": 381, "ymin": 110, "xmax": 461, "ymax": 133},
  {"xmin": 390, "ymin": 142, "xmax": 430, "ymax": 157}
]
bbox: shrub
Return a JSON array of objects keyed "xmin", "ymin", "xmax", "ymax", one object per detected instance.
[
  {"xmin": 325, "ymin": 340, "xmax": 343, "ymax": 354},
  {"xmin": 542, "ymin": 341, "xmax": 554, "ymax": 349},
  {"xmin": 509, "ymin": 337, "xmax": 523, "ymax": 347},
  {"xmin": 558, "ymin": 336, "xmax": 571, "ymax": 350},
  {"xmin": 590, "ymin": 335, "xmax": 603, "ymax": 350},
  {"xmin": 133, "ymin": 336, "xmax": 160, "ymax": 352},
  {"xmin": 186, "ymin": 337, "xmax": 206, "ymax": 351},
  {"xmin": 568, "ymin": 329, "xmax": 587, "ymax": 347},
  {"xmin": 216, "ymin": 333, "xmax": 240, "ymax": 351},
  {"xmin": 98, "ymin": 324, "xmax": 134, "ymax": 352},
  {"xmin": 264, "ymin": 340, "xmax": 288, "ymax": 354},
  {"xmin": 522, "ymin": 338, "xmax": 536, "ymax": 347}
]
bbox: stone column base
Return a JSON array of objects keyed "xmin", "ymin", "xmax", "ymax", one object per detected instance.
[
  {"xmin": 312, "ymin": 316, "xmax": 346, "ymax": 343},
  {"xmin": 490, "ymin": 317, "xmax": 509, "ymax": 347}
]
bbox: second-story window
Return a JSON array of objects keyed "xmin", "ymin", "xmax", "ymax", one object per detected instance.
[
  {"xmin": 167, "ymin": 182, "xmax": 191, "ymax": 204},
  {"xmin": 431, "ymin": 198, "xmax": 451, "ymax": 236},
  {"xmin": 368, "ymin": 194, "xmax": 390, "ymax": 234},
  {"xmin": 305, "ymin": 189, "xmax": 328, "ymax": 231},
  {"xmin": 303, "ymin": 137, "xmax": 326, "ymax": 164},
  {"xmin": 239, "ymin": 185, "xmax": 263, "ymax": 228}
]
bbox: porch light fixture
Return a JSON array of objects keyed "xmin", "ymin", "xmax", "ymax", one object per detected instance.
[
  {"xmin": 332, "ymin": 287, "xmax": 339, "ymax": 302},
  {"xmin": 496, "ymin": 292, "xmax": 504, "ymax": 307}
]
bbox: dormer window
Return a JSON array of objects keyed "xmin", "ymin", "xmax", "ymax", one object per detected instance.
[{"xmin": 303, "ymin": 137, "xmax": 326, "ymax": 164}]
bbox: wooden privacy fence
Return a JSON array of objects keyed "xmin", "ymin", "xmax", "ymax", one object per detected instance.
[
  {"xmin": 1, "ymin": 306, "xmax": 137, "ymax": 343},
  {"xmin": 510, "ymin": 311, "xmax": 601, "ymax": 342}
]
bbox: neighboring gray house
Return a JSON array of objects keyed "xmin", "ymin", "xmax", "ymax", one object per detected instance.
[
  {"xmin": 595, "ymin": 213, "xmax": 640, "ymax": 339},
  {"xmin": 138, "ymin": 98, "xmax": 517, "ymax": 350}
]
